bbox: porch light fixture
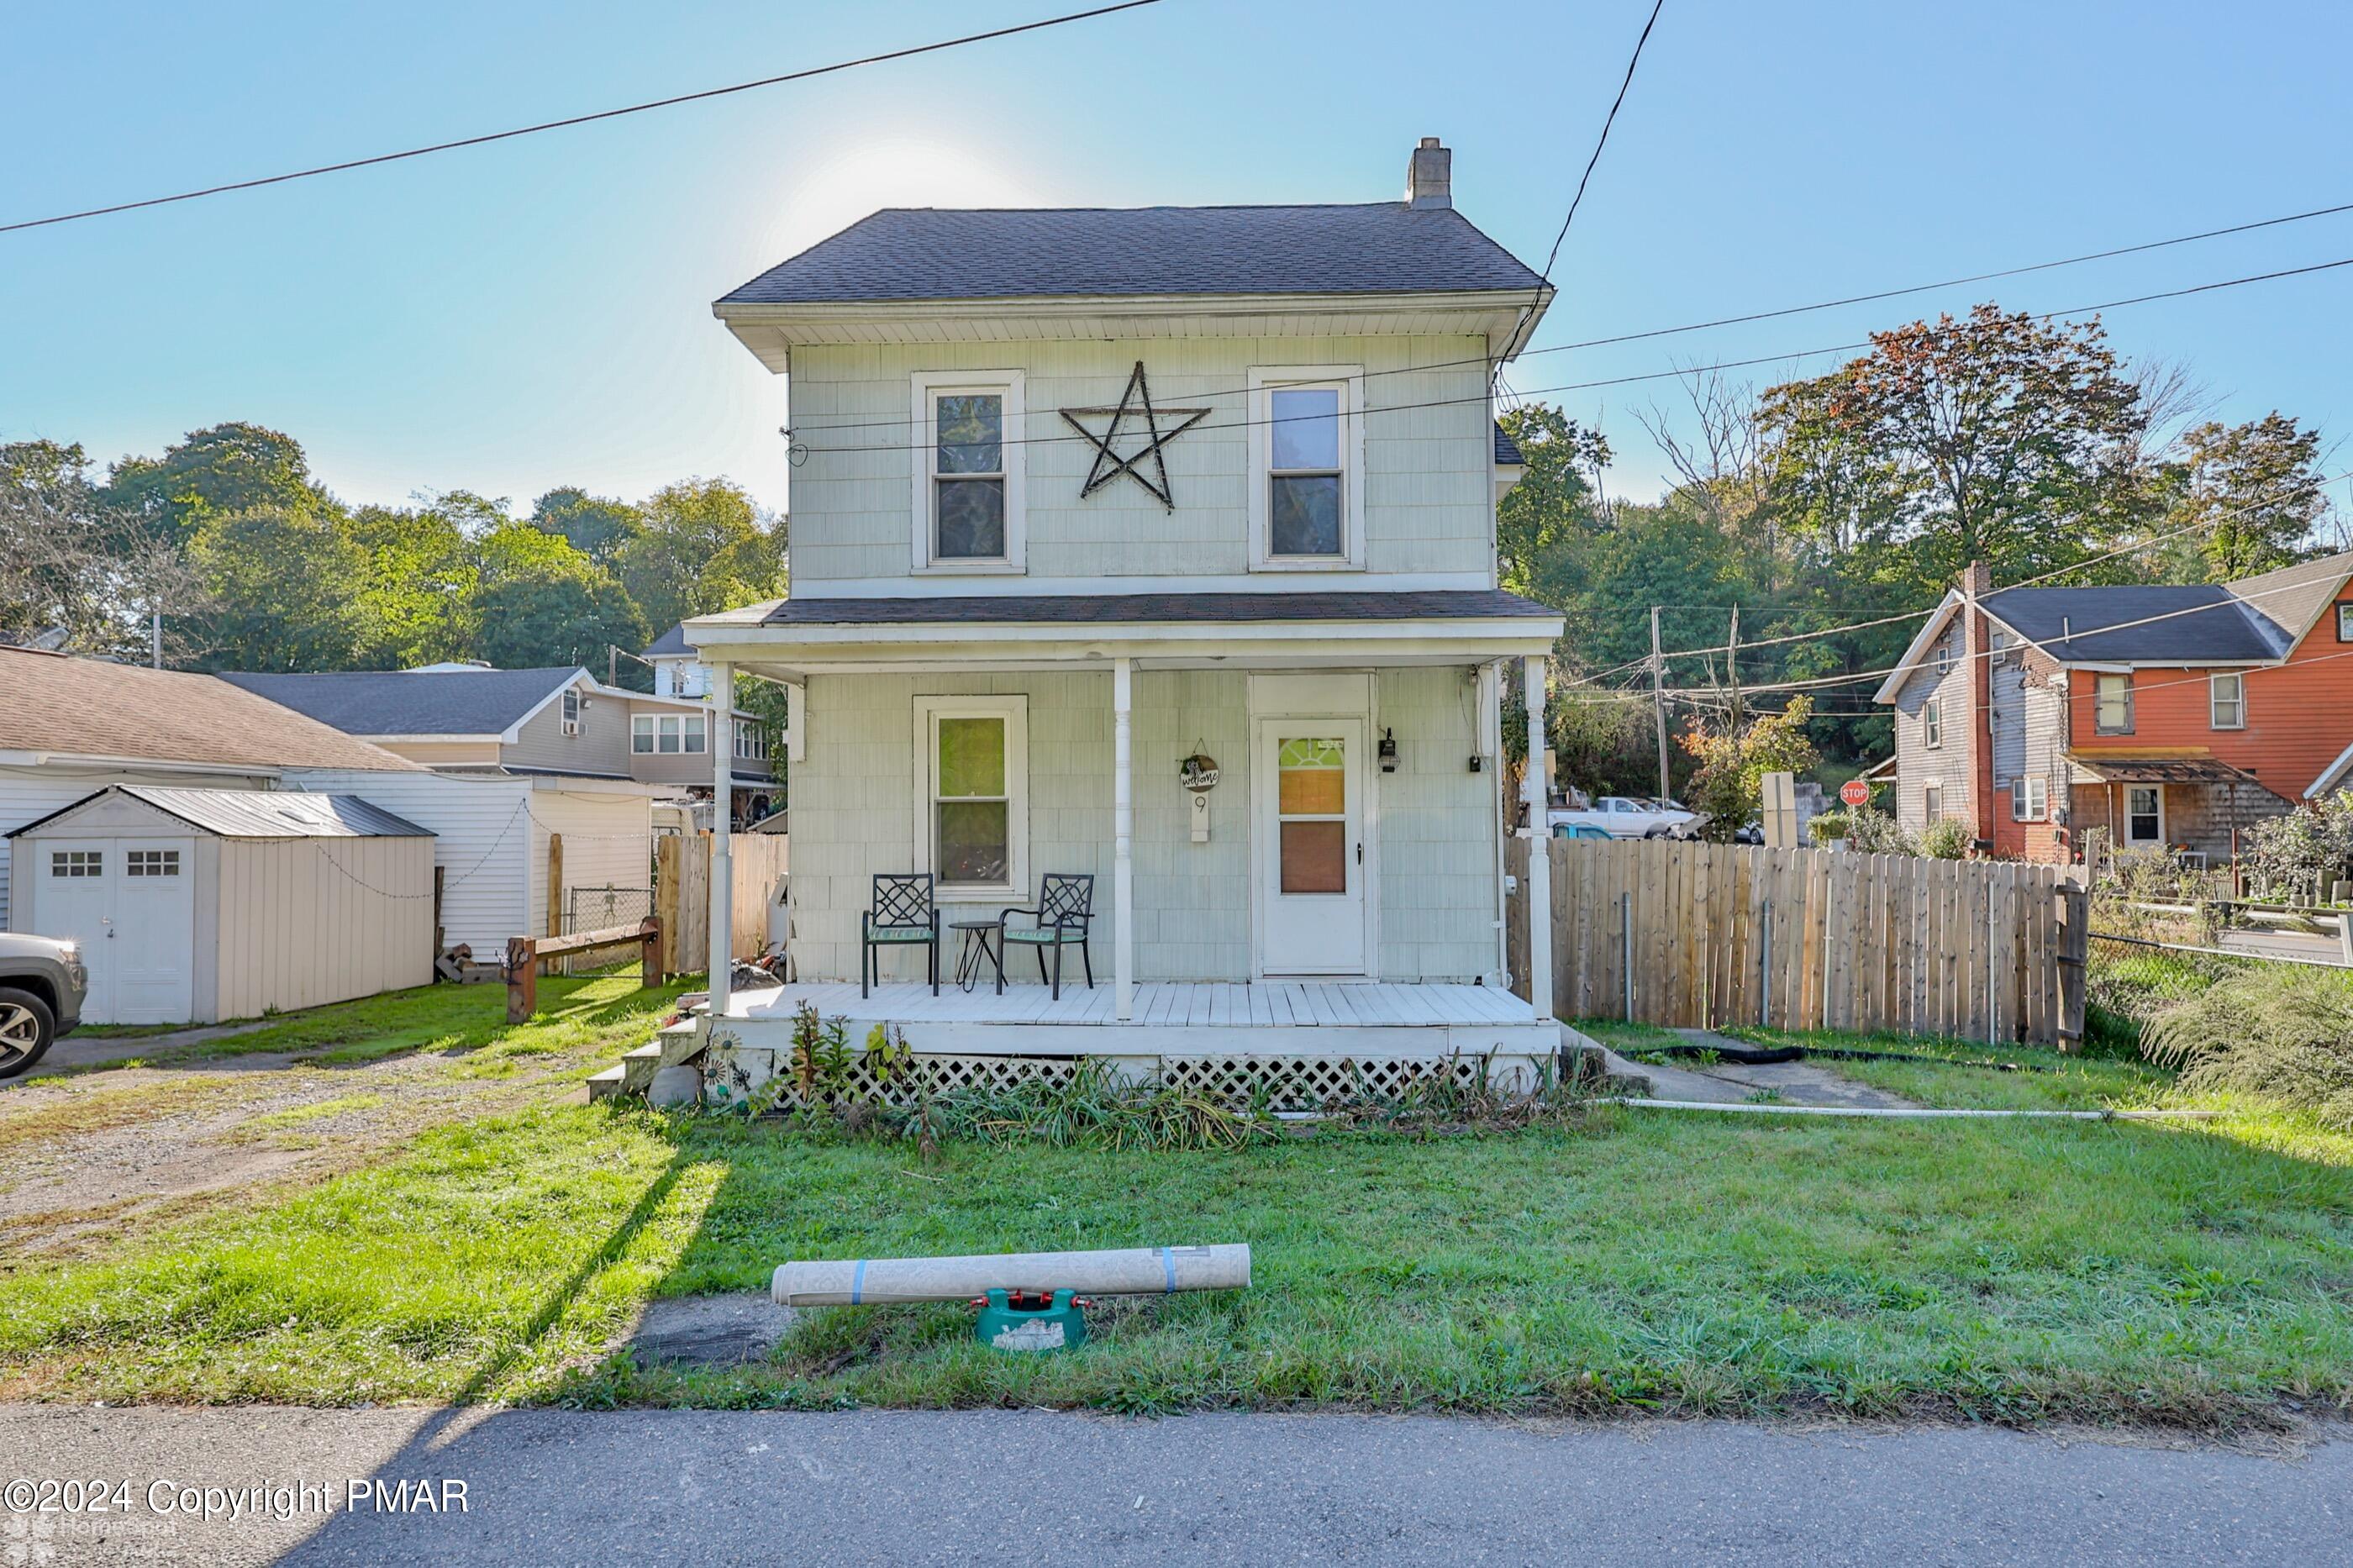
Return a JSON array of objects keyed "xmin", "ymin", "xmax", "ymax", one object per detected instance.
[{"xmin": 1378, "ymin": 729, "xmax": 1398, "ymax": 773}]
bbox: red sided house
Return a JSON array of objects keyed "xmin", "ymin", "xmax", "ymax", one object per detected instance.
[{"xmin": 1875, "ymin": 552, "xmax": 2353, "ymax": 863}]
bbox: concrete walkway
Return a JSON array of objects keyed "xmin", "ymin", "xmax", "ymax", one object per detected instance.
[
  {"xmin": 0, "ymin": 1406, "xmax": 2338, "ymax": 1565},
  {"xmin": 1586, "ymin": 1027, "xmax": 1919, "ymax": 1108}
]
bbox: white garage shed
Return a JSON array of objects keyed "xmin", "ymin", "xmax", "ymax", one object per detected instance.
[{"xmin": 7, "ymin": 786, "xmax": 436, "ymax": 1025}]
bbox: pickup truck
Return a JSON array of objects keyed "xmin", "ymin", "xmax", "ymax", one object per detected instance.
[{"xmin": 1548, "ymin": 797, "xmax": 1700, "ymax": 840}]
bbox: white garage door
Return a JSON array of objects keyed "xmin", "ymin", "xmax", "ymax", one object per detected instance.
[{"xmin": 37, "ymin": 839, "xmax": 196, "ymax": 1024}]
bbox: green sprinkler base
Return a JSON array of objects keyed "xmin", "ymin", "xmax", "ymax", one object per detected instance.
[{"xmin": 975, "ymin": 1288, "xmax": 1087, "ymax": 1353}]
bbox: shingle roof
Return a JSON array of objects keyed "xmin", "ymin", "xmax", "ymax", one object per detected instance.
[
  {"xmin": 1982, "ymin": 584, "xmax": 2279, "ymax": 662},
  {"xmin": 0, "ymin": 649, "xmax": 419, "ymax": 772},
  {"xmin": 220, "ymin": 667, "xmax": 582, "ymax": 739},
  {"xmin": 643, "ymin": 624, "xmax": 692, "ymax": 658},
  {"xmin": 10, "ymin": 785, "xmax": 432, "ymax": 840},
  {"xmin": 718, "ymin": 204, "xmax": 1547, "ymax": 306},
  {"xmin": 761, "ymin": 589, "xmax": 1558, "ymax": 626},
  {"xmin": 1493, "ymin": 424, "xmax": 1524, "ymax": 466},
  {"xmin": 2222, "ymin": 551, "xmax": 2353, "ymax": 647}
]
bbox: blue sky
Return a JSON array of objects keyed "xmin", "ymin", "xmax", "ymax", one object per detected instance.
[{"xmin": 4, "ymin": 1, "xmax": 2348, "ymax": 518}]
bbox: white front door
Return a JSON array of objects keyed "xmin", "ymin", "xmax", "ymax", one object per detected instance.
[
  {"xmin": 36, "ymin": 839, "xmax": 195, "ymax": 1024},
  {"xmin": 1256, "ymin": 719, "xmax": 1368, "ymax": 975}
]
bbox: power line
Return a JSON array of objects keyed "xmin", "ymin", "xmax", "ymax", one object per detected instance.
[
  {"xmin": 779, "ymin": 252, "xmax": 2353, "ymax": 455},
  {"xmin": 1525, "ymin": 0, "xmax": 1670, "ymax": 318},
  {"xmin": 0, "ymin": 2, "xmax": 1164, "ymax": 235}
]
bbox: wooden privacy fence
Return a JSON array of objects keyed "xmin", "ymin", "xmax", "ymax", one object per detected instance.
[
  {"xmin": 654, "ymin": 831, "xmax": 790, "ymax": 977},
  {"xmin": 1508, "ymin": 838, "xmax": 2087, "ymax": 1046}
]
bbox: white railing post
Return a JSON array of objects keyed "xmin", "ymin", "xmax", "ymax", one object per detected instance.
[
  {"xmin": 708, "ymin": 660, "xmax": 734, "ymax": 1016},
  {"xmin": 1113, "ymin": 656, "xmax": 1134, "ymax": 1022},
  {"xmin": 1522, "ymin": 656, "xmax": 1554, "ymax": 1019}
]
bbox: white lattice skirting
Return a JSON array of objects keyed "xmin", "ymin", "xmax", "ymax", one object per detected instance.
[{"xmin": 700, "ymin": 1040, "xmax": 1528, "ymax": 1114}]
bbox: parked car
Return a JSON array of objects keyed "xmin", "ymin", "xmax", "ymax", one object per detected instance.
[
  {"xmin": 1549, "ymin": 796, "xmax": 1700, "ymax": 840},
  {"xmin": 1550, "ymin": 820, "xmax": 1614, "ymax": 840},
  {"xmin": 0, "ymin": 933, "xmax": 87, "ymax": 1078}
]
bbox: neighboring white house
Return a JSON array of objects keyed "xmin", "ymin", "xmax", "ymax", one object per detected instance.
[
  {"xmin": 9, "ymin": 786, "xmax": 434, "ymax": 1025},
  {"xmin": 675, "ymin": 137, "xmax": 1566, "ymax": 1088}
]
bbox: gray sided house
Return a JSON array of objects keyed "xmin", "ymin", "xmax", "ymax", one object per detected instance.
[{"xmin": 676, "ymin": 138, "xmax": 1568, "ymax": 1093}]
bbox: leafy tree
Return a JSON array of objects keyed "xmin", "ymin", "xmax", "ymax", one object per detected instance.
[
  {"xmin": 1495, "ymin": 405, "xmax": 1611, "ymax": 602},
  {"xmin": 471, "ymin": 564, "xmax": 647, "ymax": 671},
  {"xmin": 184, "ymin": 505, "xmax": 364, "ymax": 671},
  {"xmin": 341, "ymin": 502, "xmax": 475, "ymax": 668},
  {"xmin": 1762, "ymin": 306, "xmax": 2150, "ymax": 601},
  {"xmin": 98, "ymin": 422, "xmax": 325, "ymax": 539},
  {"xmin": 530, "ymin": 487, "xmax": 640, "ymax": 565},
  {"xmin": 0, "ymin": 439, "xmax": 201, "ymax": 660},
  {"xmin": 618, "ymin": 478, "xmax": 784, "ymax": 634},
  {"xmin": 1678, "ymin": 697, "xmax": 1820, "ymax": 840},
  {"xmin": 2150, "ymin": 413, "xmax": 2333, "ymax": 581}
]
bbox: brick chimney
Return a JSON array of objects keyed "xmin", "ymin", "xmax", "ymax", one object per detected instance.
[
  {"xmin": 1404, "ymin": 137, "xmax": 1452, "ymax": 209},
  {"xmin": 1961, "ymin": 560, "xmax": 1998, "ymax": 848}
]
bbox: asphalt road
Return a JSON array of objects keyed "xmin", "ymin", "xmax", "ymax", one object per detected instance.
[{"xmin": 1, "ymin": 1407, "xmax": 2345, "ymax": 1566}]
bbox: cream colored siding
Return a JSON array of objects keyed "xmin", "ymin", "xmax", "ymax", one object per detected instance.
[
  {"xmin": 0, "ymin": 762, "xmax": 275, "ymax": 929},
  {"xmin": 282, "ymin": 770, "xmax": 531, "ymax": 951},
  {"xmin": 213, "ymin": 835, "xmax": 434, "ymax": 1021},
  {"xmin": 787, "ymin": 336, "xmax": 1497, "ymax": 587},
  {"xmin": 788, "ymin": 665, "xmax": 1496, "ymax": 985},
  {"xmin": 524, "ymin": 788, "xmax": 655, "ymax": 937}
]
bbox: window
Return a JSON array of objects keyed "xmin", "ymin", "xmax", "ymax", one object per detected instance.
[
  {"xmin": 50, "ymin": 850, "xmax": 101, "ymax": 877},
  {"xmin": 2338, "ymin": 602, "xmax": 2353, "ymax": 642},
  {"xmin": 2125, "ymin": 785, "xmax": 2163, "ymax": 845},
  {"xmin": 560, "ymin": 688, "xmax": 582, "ymax": 737},
  {"xmin": 631, "ymin": 714, "xmax": 655, "ymax": 754},
  {"xmin": 1934, "ymin": 641, "xmax": 1954, "ymax": 677},
  {"xmin": 682, "ymin": 713, "xmax": 707, "ymax": 755},
  {"xmin": 914, "ymin": 697, "xmax": 1027, "ymax": 894},
  {"xmin": 2210, "ymin": 671, "xmax": 2245, "ymax": 729},
  {"xmin": 1923, "ymin": 698, "xmax": 1944, "ymax": 750},
  {"xmin": 1923, "ymin": 783, "xmax": 1944, "ymax": 823},
  {"xmin": 1277, "ymin": 737, "xmax": 1349, "ymax": 893},
  {"xmin": 656, "ymin": 714, "xmax": 682, "ymax": 754},
  {"xmin": 1249, "ymin": 367, "xmax": 1364, "ymax": 570},
  {"xmin": 2011, "ymin": 776, "xmax": 2047, "ymax": 822},
  {"xmin": 2095, "ymin": 673, "xmax": 2133, "ymax": 734},
  {"xmin": 912, "ymin": 371, "xmax": 1024, "ymax": 571},
  {"xmin": 127, "ymin": 849, "xmax": 180, "ymax": 877},
  {"xmin": 734, "ymin": 720, "xmax": 768, "ymax": 761}
]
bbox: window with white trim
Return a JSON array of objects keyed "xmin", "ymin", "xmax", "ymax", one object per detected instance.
[
  {"xmin": 631, "ymin": 714, "xmax": 655, "ymax": 754},
  {"xmin": 2210, "ymin": 671, "xmax": 2245, "ymax": 729},
  {"xmin": 1923, "ymin": 697, "xmax": 1944, "ymax": 750},
  {"xmin": 1923, "ymin": 782, "xmax": 1943, "ymax": 823},
  {"xmin": 127, "ymin": 849, "xmax": 181, "ymax": 877},
  {"xmin": 682, "ymin": 713, "xmax": 708, "ymax": 754},
  {"xmin": 914, "ymin": 696, "xmax": 1027, "ymax": 895},
  {"xmin": 2011, "ymin": 776, "xmax": 2047, "ymax": 822},
  {"xmin": 560, "ymin": 688, "xmax": 582, "ymax": 736},
  {"xmin": 2125, "ymin": 784, "xmax": 2163, "ymax": 845},
  {"xmin": 912, "ymin": 371, "xmax": 1024, "ymax": 571},
  {"xmin": 734, "ymin": 720, "xmax": 768, "ymax": 761},
  {"xmin": 655, "ymin": 714, "xmax": 682, "ymax": 754},
  {"xmin": 2095, "ymin": 672, "xmax": 2133, "ymax": 734},
  {"xmin": 1249, "ymin": 367, "xmax": 1364, "ymax": 570},
  {"xmin": 50, "ymin": 850, "xmax": 101, "ymax": 878}
]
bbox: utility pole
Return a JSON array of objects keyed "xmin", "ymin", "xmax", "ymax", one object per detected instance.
[
  {"xmin": 1727, "ymin": 603, "xmax": 1742, "ymax": 723},
  {"xmin": 1649, "ymin": 605, "xmax": 1671, "ymax": 800},
  {"xmin": 150, "ymin": 608, "xmax": 162, "ymax": 670}
]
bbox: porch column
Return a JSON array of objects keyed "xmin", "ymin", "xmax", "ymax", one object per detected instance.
[
  {"xmin": 708, "ymin": 660, "xmax": 734, "ymax": 1016},
  {"xmin": 1113, "ymin": 656, "xmax": 1134, "ymax": 1021},
  {"xmin": 1522, "ymin": 655, "xmax": 1554, "ymax": 1019}
]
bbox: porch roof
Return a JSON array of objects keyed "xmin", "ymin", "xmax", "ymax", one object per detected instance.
[
  {"xmin": 2065, "ymin": 751, "xmax": 2287, "ymax": 797},
  {"xmin": 685, "ymin": 588, "xmax": 1563, "ymax": 672}
]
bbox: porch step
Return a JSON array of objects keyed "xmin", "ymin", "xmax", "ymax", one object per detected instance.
[
  {"xmin": 606, "ymin": 1022, "xmax": 710, "ymax": 1101},
  {"xmin": 585, "ymin": 1065, "xmax": 629, "ymax": 1102}
]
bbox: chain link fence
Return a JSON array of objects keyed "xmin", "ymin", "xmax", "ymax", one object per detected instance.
[{"xmin": 563, "ymin": 885, "xmax": 654, "ymax": 976}]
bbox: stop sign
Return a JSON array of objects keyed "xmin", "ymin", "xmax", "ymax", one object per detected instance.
[{"xmin": 1840, "ymin": 778, "xmax": 1872, "ymax": 808}]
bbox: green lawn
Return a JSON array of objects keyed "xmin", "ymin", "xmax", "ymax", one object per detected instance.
[
  {"xmin": 1723, "ymin": 1027, "xmax": 2175, "ymax": 1112},
  {"xmin": 3, "ymin": 1011, "xmax": 2350, "ymax": 1425}
]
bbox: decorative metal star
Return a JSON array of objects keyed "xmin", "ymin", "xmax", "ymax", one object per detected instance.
[{"xmin": 1058, "ymin": 361, "xmax": 1208, "ymax": 511}]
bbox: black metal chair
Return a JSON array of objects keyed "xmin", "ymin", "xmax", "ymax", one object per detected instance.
[
  {"xmin": 997, "ymin": 873, "xmax": 1094, "ymax": 999},
  {"xmin": 861, "ymin": 873, "xmax": 940, "ymax": 998}
]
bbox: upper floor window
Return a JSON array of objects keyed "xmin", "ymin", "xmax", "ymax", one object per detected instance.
[
  {"xmin": 911, "ymin": 371, "xmax": 1024, "ymax": 573},
  {"xmin": 560, "ymin": 688, "xmax": 582, "ymax": 737},
  {"xmin": 734, "ymin": 720, "xmax": 768, "ymax": 761},
  {"xmin": 1923, "ymin": 697, "xmax": 1944, "ymax": 750},
  {"xmin": 1933, "ymin": 641, "xmax": 1954, "ymax": 677},
  {"xmin": 2095, "ymin": 673, "xmax": 2133, "ymax": 734},
  {"xmin": 682, "ymin": 713, "xmax": 708, "ymax": 754},
  {"xmin": 632, "ymin": 714, "xmax": 655, "ymax": 754},
  {"xmin": 1249, "ymin": 367, "xmax": 1364, "ymax": 571},
  {"xmin": 2210, "ymin": 671, "xmax": 2246, "ymax": 729},
  {"xmin": 2338, "ymin": 602, "xmax": 2353, "ymax": 642}
]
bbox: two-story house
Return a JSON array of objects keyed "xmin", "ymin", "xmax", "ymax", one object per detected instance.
[
  {"xmin": 1876, "ymin": 553, "xmax": 2353, "ymax": 862},
  {"xmin": 676, "ymin": 139, "xmax": 1566, "ymax": 1089}
]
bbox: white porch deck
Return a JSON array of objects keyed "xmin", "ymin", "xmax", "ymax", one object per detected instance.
[{"xmin": 719, "ymin": 979, "xmax": 1553, "ymax": 1061}]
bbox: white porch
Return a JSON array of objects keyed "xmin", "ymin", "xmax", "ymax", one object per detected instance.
[{"xmin": 700, "ymin": 978, "xmax": 1558, "ymax": 1111}]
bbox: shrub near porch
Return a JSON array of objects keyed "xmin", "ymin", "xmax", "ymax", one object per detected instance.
[{"xmin": 3, "ymin": 1060, "xmax": 2349, "ymax": 1424}]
